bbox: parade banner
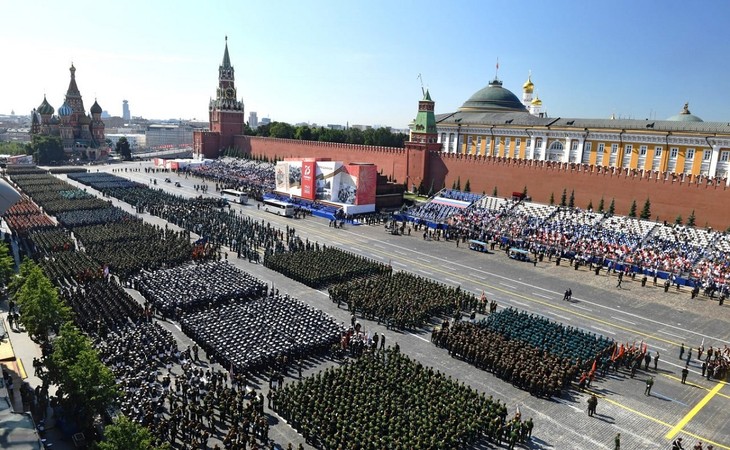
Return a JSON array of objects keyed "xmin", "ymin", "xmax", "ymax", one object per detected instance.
[{"xmin": 301, "ymin": 160, "xmax": 316, "ymax": 200}]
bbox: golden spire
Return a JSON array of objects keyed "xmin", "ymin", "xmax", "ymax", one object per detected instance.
[{"xmin": 523, "ymin": 71, "xmax": 534, "ymax": 93}]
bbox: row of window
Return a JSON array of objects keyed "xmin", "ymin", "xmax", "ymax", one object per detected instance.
[{"xmin": 442, "ymin": 133, "xmax": 730, "ymax": 163}]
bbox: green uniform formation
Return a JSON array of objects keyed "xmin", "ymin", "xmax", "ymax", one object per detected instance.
[
  {"xmin": 74, "ymin": 222, "xmax": 194, "ymax": 279},
  {"xmin": 273, "ymin": 349, "xmax": 531, "ymax": 450},
  {"xmin": 481, "ymin": 308, "xmax": 613, "ymax": 365},
  {"xmin": 329, "ymin": 272, "xmax": 477, "ymax": 329},
  {"xmin": 432, "ymin": 309, "xmax": 613, "ymax": 396},
  {"xmin": 26, "ymin": 228, "xmax": 74, "ymax": 255},
  {"xmin": 433, "ymin": 321, "xmax": 579, "ymax": 397},
  {"xmin": 264, "ymin": 246, "xmax": 390, "ymax": 289}
]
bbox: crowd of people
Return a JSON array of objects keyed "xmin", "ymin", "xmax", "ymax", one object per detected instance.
[
  {"xmin": 328, "ymin": 272, "xmax": 478, "ymax": 329},
  {"xmin": 264, "ymin": 245, "xmax": 390, "ymax": 289},
  {"xmin": 404, "ymin": 190, "xmax": 730, "ymax": 298},
  {"xmin": 180, "ymin": 293, "xmax": 343, "ymax": 374},
  {"xmin": 273, "ymin": 349, "xmax": 533, "ymax": 450},
  {"xmin": 186, "ymin": 158, "xmax": 276, "ymax": 199}
]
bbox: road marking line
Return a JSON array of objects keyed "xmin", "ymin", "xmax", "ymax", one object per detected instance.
[
  {"xmin": 510, "ymin": 300, "xmax": 528, "ymax": 307},
  {"xmin": 666, "ymin": 381, "xmax": 725, "ymax": 439},
  {"xmin": 573, "ymin": 304, "xmax": 593, "ymax": 311},
  {"xmin": 591, "ymin": 326, "xmax": 616, "ymax": 335},
  {"xmin": 444, "ymin": 278, "xmax": 460, "ymax": 285},
  {"xmin": 661, "ymin": 374, "xmax": 730, "ymax": 400},
  {"xmin": 500, "ymin": 282, "xmax": 517, "ymax": 289},
  {"xmin": 532, "ymin": 293, "xmax": 552, "ymax": 299},
  {"xmin": 553, "ymin": 398, "xmax": 581, "ymax": 412},
  {"xmin": 610, "ymin": 316, "xmax": 637, "ymax": 325},
  {"xmin": 651, "ymin": 390, "xmax": 688, "ymax": 406},
  {"xmin": 407, "ymin": 332, "xmax": 430, "ymax": 343},
  {"xmin": 417, "ymin": 257, "xmax": 431, "ymax": 262},
  {"xmin": 657, "ymin": 329, "xmax": 685, "ymax": 339}
]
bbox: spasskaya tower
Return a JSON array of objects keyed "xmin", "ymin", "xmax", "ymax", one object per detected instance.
[{"xmin": 194, "ymin": 37, "xmax": 245, "ymax": 159}]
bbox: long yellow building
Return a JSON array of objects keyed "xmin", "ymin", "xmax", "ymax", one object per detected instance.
[{"xmin": 434, "ymin": 75, "xmax": 730, "ymax": 183}]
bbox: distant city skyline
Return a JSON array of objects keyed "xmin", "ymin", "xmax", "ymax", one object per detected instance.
[{"xmin": 2, "ymin": 1, "xmax": 730, "ymax": 127}]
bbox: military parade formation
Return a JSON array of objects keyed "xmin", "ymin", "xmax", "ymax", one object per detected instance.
[{"xmin": 1, "ymin": 161, "xmax": 728, "ymax": 449}]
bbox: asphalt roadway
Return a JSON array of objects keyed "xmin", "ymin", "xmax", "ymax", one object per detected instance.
[{"xmin": 19, "ymin": 162, "xmax": 730, "ymax": 449}]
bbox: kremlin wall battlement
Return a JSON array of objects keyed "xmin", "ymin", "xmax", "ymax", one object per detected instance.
[{"xmin": 242, "ymin": 135, "xmax": 730, "ymax": 228}]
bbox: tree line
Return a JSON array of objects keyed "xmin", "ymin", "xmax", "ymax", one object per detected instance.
[{"xmin": 244, "ymin": 121, "xmax": 408, "ymax": 148}]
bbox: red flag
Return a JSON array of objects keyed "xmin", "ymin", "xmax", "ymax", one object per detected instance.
[{"xmin": 591, "ymin": 359, "xmax": 597, "ymax": 374}]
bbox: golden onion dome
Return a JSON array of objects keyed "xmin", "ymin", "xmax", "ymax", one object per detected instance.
[
  {"xmin": 531, "ymin": 95, "xmax": 542, "ymax": 106},
  {"xmin": 523, "ymin": 75, "xmax": 534, "ymax": 93}
]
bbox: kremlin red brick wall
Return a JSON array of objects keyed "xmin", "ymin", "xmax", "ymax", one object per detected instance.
[
  {"xmin": 236, "ymin": 136, "xmax": 410, "ymax": 182},
  {"xmin": 432, "ymin": 154, "xmax": 730, "ymax": 229},
  {"xmin": 239, "ymin": 136, "xmax": 730, "ymax": 229}
]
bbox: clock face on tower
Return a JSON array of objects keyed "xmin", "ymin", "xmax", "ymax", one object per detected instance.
[{"xmin": 226, "ymin": 88, "xmax": 235, "ymax": 99}]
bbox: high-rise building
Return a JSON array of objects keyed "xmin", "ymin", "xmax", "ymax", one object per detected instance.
[
  {"xmin": 249, "ymin": 111, "xmax": 258, "ymax": 129},
  {"xmin": 122, "ymin": 100, "xmax": 130, "ymax": 121}
]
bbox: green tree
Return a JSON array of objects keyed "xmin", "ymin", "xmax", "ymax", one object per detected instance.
[
  {"xmin": 49, "ymin": 323, "xmax": 118, "ymax": 429},
  {"xmin": 568, "ymin": 190, "xmax": 575, "ymax": 208},
  {"xmin": 269, "ymin": 122, "xmax": 295, "ymax": 139},
  {"xmin": 115, "ymin": 137, "xmax": 132, "ymax": 160},
  {"xmin": 294, "ymin": 125, "xmax": 313, "ymax": 141},
  {"xmin": 255, "ymin": 122, "xmax": 271, "ymax": 137},
  {"xmin": 598, "ymin": 197, "xmax": 605, "ymax": 213},
  {"xmin": 95, "ymin": 416, "xmax": 169, "ymax": 450},
  {"xmin": 464, "ymin": 179, "xmax": 471, "ymax": 192},
  {"xmin": 30, "ymin": 135, "xmax": 65, "ymax": 164},
  {"xmin": 549, "ymin": 192, "xmax": 555, "ymax": 205},
  {"xmin": 0, "ymin": 141, "xmax": 29, "ymax": 156},
  {"xmin": 586, "ymin": 200, "xmax": 593, "ymax": 211},
  {"xmin": 608, "ymin": 198, "xmax": 615, "ymax": 215},
  {"xmin": 628, "ymin": 200, "xmax": 637, "ymax": 217},
  {"xmin": 687, "ymin": 210, "xmax": 696, "ymax": 227},
  {"xmin": 7, "ymin": 258, "xmax": 37, "ymax": 297},
  {"xmin": 522, "ymin": 185, "xmax": 528, "ymax": 197},
  {"xmin": 675, "ymin": 215, "xmax": 683, "ymax": 225},
  {"xmin": 0, "ymin": 242, "xmax": 14, "ymax": 287},
  {"xmin": 492, "ymin": 186, "xmax": 498, "ymax": 197},
  {"xmin": 451, "ymin": 180, "xmax": 457, "ymax": 190},
  {"xmin": 14, "ymin": 265, "xmax": 71, "ymax": 342},
  {"xmin": 455, "ymin": 176, "xmax": 461, "ymax": 191},
  {"xmin": 640, "ymin": 198, "xmax": 651, "ymax": 220},
  {"xmin": 560, "ymin": 189, "xmax": 567, "ymax": 207}
]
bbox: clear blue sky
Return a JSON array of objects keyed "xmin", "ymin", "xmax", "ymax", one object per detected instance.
[{"xmin": 2, "ymin": 0, "xmax": 729, "ymax": 127}]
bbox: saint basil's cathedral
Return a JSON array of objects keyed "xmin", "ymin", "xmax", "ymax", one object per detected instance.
[{"xmin": 30, "ymin": 64, "xmax": 107, "ymax": 158}]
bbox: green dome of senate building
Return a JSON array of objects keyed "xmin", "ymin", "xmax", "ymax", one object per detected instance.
[
  {"xmin": 459, "ymin": 78, "xmax": 527, "ymax": 113},
  {"xmin": 667, "ymin": 102, "xmax": 703, "ymax": 122}
]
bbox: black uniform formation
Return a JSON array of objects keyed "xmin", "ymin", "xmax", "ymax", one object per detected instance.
[
  {"xmin": 263, "ymin": 245, "xmax": 390, "ymax": 289},
  {"xmin": 180, "ymin": 293, "xmax": 343, "ymax": 374},
  {"xmin": 59, "ymin": 280, "xmax": 144, "ymax": 333},
  {"xmin": 132, "ymin": 261, "xmax": 267, "ymax": 317},
  {"xmin": 329, "ymin": 272, "xmax": 477, "ymax": 329},
  {"xmin": 93, "ymin": 320, "xmax": 272, "ymax": 450},
  {"xmin": 273, "ymin": 349, "xmax": 534, "ymax": 450}
]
